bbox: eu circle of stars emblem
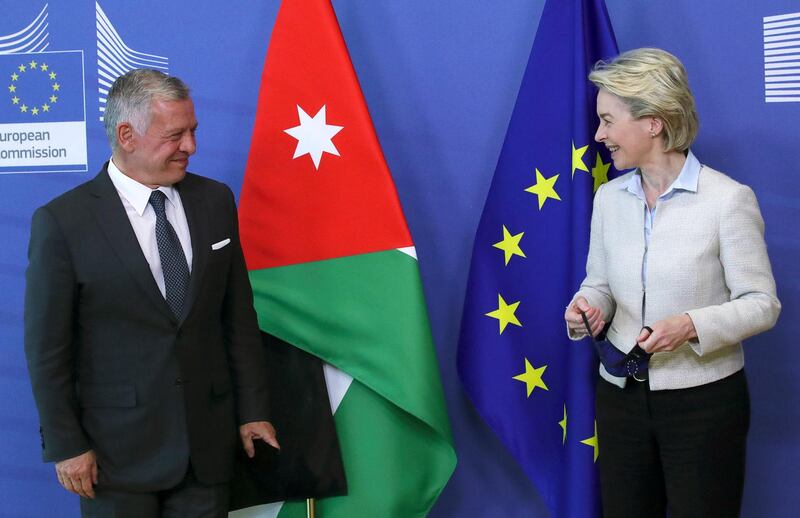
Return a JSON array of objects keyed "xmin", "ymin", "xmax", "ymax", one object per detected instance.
[{"xmin": 7, "ymin": 59, "xmax": 60, "ymax": 117}]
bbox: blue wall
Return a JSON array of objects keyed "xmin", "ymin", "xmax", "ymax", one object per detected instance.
[{"xmin": 1, "ymin": 1, "xmax": 797, "ymax": 516}]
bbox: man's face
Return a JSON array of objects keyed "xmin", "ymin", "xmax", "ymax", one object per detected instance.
[{"xmin": 125, "ymin": 97, "xmax": 197, "ymax": 187}]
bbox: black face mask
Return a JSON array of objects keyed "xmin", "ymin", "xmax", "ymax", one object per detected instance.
[{"xmin": 581, "ymin": 310, "xmax": 653, "ymax": 382}]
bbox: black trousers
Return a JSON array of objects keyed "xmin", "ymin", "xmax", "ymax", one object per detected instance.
[
  {"xmin": 80, "ymin": 464, "xmax": 229, "ymax": 518},
  {"xmin": 595, "ymin": 370, "xmax": 749, "ymax": 518}
]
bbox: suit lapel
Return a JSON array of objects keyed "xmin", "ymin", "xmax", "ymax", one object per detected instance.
[
  {"xmin": 178, "ymin": 175, "xmax": 209, "ymax": 325},
  {"xmin": 89, "ymin": 165, "xmax": 176, "ymax": 323}
]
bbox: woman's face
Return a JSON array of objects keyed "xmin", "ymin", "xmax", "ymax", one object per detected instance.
[{"xmin": 594, "ymin": 89, "xmax": 656, "ymax": 171}]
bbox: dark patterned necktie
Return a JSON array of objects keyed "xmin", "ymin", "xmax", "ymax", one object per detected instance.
[{"xmin": 149, "ymin": 190, "xmax": 190, "ymax": 319}]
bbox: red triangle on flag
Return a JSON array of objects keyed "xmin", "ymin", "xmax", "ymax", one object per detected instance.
[{"xmin": 239, "ymin": 0, "xmax": 413, "ymax": 270}]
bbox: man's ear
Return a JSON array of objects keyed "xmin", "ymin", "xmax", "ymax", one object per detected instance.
[{"xmin": 117, "ymin": 122, "xmax": 135, "ymax": 152}]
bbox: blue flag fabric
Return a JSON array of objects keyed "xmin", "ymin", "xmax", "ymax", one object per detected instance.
[{"xmin": 457, "ymin": 1, "xmax": 618, "ymax": 516}]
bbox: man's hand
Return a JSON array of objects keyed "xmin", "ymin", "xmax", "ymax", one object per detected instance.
[
  {"xmin": 239, "ymin": 421, "xmax": 280, "ymax": 458},
  {"xmin": 638, "ymin": 314, "xmax": 698, "ymax": 353},
  {"xmin": 55, "ymin": 449, "xmax": 97, "ymax": 499},
  {"xmin": 565, "ymin": 296, "xmax": 605, "ymax": 338}
]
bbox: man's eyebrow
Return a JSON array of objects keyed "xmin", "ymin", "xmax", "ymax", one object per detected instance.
[{"xmin": 163, "ymin": 124, "xmax": 197, "ymax": 135}]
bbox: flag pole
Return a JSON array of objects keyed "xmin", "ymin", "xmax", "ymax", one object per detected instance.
[{"xmin": 306, "ymin": 498, "xmax": 316, "ymax": 518}]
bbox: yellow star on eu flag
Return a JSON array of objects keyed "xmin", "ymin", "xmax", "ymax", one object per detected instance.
[
  {"xmin": 525, "ymin": 168, "xmax": 561, "ymax": 209},
  {"xmin": 493, "ymin": 225, "xmax": 526, "ymax": 266},
  {"xmin": 485, "ymin": 294, "xmax": 522, "ymax": 334},
  {"xmin": 11, "ymin": 72, "xmax": 19, "ymax": 81},
  {"xmin": 513, "ymin": 358, "xmax": 548, "ymax": 397},
  {"xmin": 580, "ymin": 421, "xmax": 599, "ymax": 462},
  {"xmin": 559, "ymin": 404, "xmax": 568, "ymax": 444},
  {"xmin": 591, "ymin": 152, "xmax": 610, "ymax": 192},
  {"xmin": 572, "ymin": 141, "xmax": 589, "ymax": 178}
]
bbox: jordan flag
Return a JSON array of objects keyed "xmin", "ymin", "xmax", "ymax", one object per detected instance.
[{"xmin": 237, "ymin": 1, "xmax": 457, "ymax": 516}]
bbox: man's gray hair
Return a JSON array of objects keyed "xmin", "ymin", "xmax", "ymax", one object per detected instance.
[{"xmin": 103, "ymin": 69, "xmax": 190, "ymax": 149}]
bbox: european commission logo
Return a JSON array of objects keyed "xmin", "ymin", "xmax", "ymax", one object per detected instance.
[
  {"xmin": 96, "ymin": 1, "xmax": 169, "ymax": 122},
  {"xmin": 763, "ymin": 11, "xmax": 800, "ymax": 103},
  {"xmin": 0, "ymin": 3, "xmax": 87, "ymax": 174}
]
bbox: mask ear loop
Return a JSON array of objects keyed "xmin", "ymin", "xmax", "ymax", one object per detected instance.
[{"xmin": 579, "ymin": 310, "xmax": 594, "ymax": 339}]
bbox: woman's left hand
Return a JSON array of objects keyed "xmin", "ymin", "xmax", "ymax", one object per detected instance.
[{"xmin": 637, "ymin": 314, "xmax": 698, "ymax": 353}]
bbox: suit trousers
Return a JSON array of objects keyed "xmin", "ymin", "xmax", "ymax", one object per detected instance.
[
  {"xmin": 595, "ymin": 369, "xmax": 749, "ymax": 518},
  {"xmin": 79, "ymin": 464, "xmax": 229, "ymax": 518}
]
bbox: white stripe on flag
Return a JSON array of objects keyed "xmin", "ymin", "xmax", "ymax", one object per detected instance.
[
  {"xmin": 229, "ymin": 502, "xmax": 283, "ymax": 518},
  {"xmin": 324, "ymin": 363, "xmax": 353, "ymax": 413},
  {"xmin": 398, "ymin": 246, "xmax": 418, "ymax": 259}
]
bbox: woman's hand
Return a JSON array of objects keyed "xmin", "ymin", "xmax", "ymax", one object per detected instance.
[
  {"xmin": 565, "ymin": 296, "xmax": 605, "ymax": 338},
  {"xmin": 637, "ymin": 314, "xmax": 697, "ymax": 353}
]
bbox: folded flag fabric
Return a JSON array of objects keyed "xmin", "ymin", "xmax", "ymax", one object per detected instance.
[
  {"xmin": 237, "ymin": 1, "xmax": 457, "ymax": 516},
  {"xmin": 457, "ymin": 0, "xmax": 619, "ymax": 516}
]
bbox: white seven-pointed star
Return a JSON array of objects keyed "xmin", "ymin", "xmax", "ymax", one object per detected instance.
[{"xmin": 283, "ymin": 105, "xmax": 344, "ymax": 170}]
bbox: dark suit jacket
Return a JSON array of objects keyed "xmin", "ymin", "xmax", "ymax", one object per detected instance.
[{"xmin": 24, "ymin": 164, "xmax": 268, "ymax": 491}]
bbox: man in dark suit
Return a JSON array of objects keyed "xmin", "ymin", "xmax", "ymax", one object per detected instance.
[{"xmin": 24, "ymin": 69, "xmax": 279, "ymax": 517}]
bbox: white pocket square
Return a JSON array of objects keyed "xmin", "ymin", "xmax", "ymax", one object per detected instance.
[{"xmin": 211, "ymin": 238, "xmax": 231, "ymax": 251}]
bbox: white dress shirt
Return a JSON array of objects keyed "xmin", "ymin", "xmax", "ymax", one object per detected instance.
[{"xmin": 107, "ymin": 159, "xmax": 193, "ymax": 298}]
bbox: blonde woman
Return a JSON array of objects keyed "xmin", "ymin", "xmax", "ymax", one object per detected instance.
[{"xmin": 564, "ymin": 48, "xmax": 780, "ymax": 517}]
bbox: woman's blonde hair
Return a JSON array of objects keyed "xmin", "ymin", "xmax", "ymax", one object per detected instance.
[{"xmin": 589, "ymin": 48, "xmax": 698, "ymax": 152}]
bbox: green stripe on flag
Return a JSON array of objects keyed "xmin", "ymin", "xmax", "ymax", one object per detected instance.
[
  {"xmin": 249, "ymin": 249, "xmax": 455, "ymax": 517},
  {"xmin": 278, "ymin": 378, "xmax": 452, "ymax": 517}
]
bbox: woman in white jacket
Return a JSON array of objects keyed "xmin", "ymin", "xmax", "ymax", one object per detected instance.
[{"xmin": 564, "ymin": 48, "xmax": 780, "ymax": 518}]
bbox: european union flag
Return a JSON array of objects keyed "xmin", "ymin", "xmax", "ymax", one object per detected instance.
[
  {"xmin": 1, "ymin": 51, "xmax": 87, "ymax": 174},
  {"xmin": 457, "ymin": 0, "xmax": 618, "ymax": 516},
  {"xmin": 0, "ymin": 51, "xmax": 85, "ymax": 124}
]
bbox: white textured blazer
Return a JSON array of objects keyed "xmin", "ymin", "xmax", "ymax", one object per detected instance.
[{"xmin": 570, "ymin": 163, "xmax": 780, "ymax": 390}]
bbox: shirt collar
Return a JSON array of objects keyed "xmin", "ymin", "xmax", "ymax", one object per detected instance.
[
  {"xmin": 107, "ymin": 158, "xmax": 179, "ymax": 216},
  {"xmin": 620, "ymin": 149, "xmax": 701, "ymax": 200}
]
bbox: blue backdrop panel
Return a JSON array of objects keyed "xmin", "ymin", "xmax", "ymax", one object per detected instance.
[{"xmin": 0, "ymin": 2, "xmax": 796, "ymax": 517}]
